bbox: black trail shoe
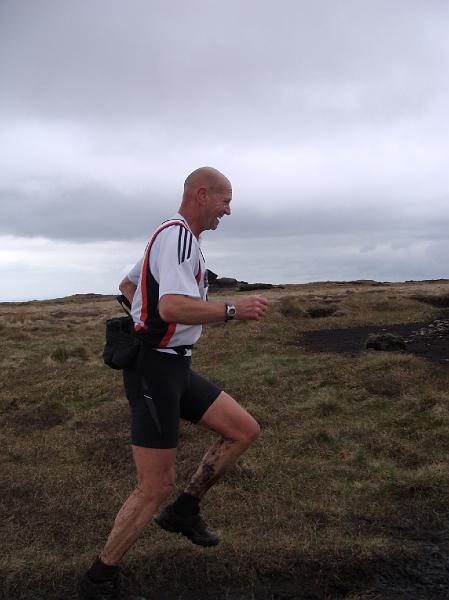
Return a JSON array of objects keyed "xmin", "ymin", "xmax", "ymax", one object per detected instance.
[
  {"xmin": 78, "ymin": 571, "xmax": 146, "ymax": 600},
  {"xmin": 153, "ymin": 504, "xmax": 219, "ymax": 547}
]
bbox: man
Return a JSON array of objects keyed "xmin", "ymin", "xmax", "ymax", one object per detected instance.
[{"xmin": 80, "ymin": 167, "xmax": 268, "ymax": 600}]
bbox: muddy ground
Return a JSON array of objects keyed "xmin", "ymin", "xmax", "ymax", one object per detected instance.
[
  {"xmin": 121, "ymin": 528, "xmax": 449, "ymax": 600},
  {"xmin": 153, "ymin": 524, "xmax": 449, "ymax": 600},
  {"xmin": 297, "ymin": 318, "xmax": 449, "ymax": 366}
]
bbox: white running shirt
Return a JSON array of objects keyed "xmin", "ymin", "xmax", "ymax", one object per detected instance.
[{"xmin": 128, "ymin": 214, "xmax": 208, "ymax": 351}]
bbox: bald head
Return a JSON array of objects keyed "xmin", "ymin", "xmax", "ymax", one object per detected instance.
[
  {"xmin": 179, "ymin": 167, "xmax": 232, "ymax": 236},
  {"xmin": 184, "ymin": 167, "xmax": 231, "ymax": 195}
]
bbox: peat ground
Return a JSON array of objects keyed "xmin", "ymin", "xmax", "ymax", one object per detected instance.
[
  {"xmin": 2, "ymin": 279, "xmax": 449, "ymax": 599},
  {"xmin": 297, "ymin": 317, "xmax": 449, "ymax": 366}
]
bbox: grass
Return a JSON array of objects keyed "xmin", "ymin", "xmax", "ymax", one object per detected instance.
[{"xmin": 1, "ymin": 280, "xmax": 449, "ymax": 599}]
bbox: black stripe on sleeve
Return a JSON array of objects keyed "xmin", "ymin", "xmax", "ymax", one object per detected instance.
[
  {"xmin": 181, "ymin": 228, "xmax": 188, "ymax": 262},
  {"xmin": 177, "ymin": 226, "xmax": 183, "ymax": 264},
  {"xmin": 186, "ymin": 232, "xmax": 193, "ymax": 260}
]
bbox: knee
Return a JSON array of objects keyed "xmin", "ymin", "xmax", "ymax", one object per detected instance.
[
  {"xmin": 137, "ymin": 471, "xmax": 175, "ymax": 504},
  {"xmin": 239, "ymin": 417, "xmax": 261, "ymax": 446}
]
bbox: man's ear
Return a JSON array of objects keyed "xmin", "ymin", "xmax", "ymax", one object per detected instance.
[{"xmin": 197, "ymin": 186, "xmax": 208, "ymax": 206}]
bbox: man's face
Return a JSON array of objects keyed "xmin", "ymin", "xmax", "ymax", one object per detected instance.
[{"xmin": 205, "ymin": 186, "xmax": 232, "ymax": 231}]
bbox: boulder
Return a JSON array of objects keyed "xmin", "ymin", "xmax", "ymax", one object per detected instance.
[
  {"xmin": 212, "ymin": 277, "xmax": 240, "ymax": 288},
  {"xmin": 366, "ymin": 333, "xmax": 406, "ymax": 352},
  {"xmin": 205, "ymin": 269, "xmax": 218, "ymax": 285},
  {"xmin": 238, "ymin": 283, "xmax": 275, "ymax": 291}
]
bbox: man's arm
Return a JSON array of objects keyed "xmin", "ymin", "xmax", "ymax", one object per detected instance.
[
  {"xmin": 158, "ymin": 294, "xmax": 268, "ymax": 325},
  {"xmin": 119, "ymin": 276, "xmax": 137, "ymax": 304}
]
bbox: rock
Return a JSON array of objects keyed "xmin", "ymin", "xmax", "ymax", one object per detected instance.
[
  {"xmin": 366, "ymin": 333, "xmax": 406, "ymax": 352},
  {"xmin": 346, "ymin": 280, "xmax": 390, "ymax": 286},
  {"xmin": 238, "ymin": 283, "xmax": 274, "ymax": 291},
  {"xmin": 206, "ymin": 266, "xmax": 283, "ymax": 293},
  {"xmin": 205, "ymin": 269, "xmax": 218, "ymax": 284},
  {"xmin": 211, "ymin": 277, "xmax": 240, "ymax": 288},
  {"xmin": 210, "ymin": 277, "xmax": 280, "ymax": 291}
]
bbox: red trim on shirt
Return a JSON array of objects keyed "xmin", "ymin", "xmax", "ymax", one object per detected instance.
[
  {"xmin": 139, "ymin": 246, "xmax": 151, "ymax": 328},
  {"xmin": 139, "ymin": 220, "xmax": 187, "ymax": 329},
  {"xmin": 159, "ymin": 322, "xmax": 177, "ymax": 347},
  {"xmin": 195, "ymin": 260, "xmax": 202, "ymax": 284}
]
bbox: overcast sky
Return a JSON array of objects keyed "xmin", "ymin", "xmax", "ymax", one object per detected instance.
[{"xmin": 1, "ymin": 1, "xmax": 448, "ymax": 301}]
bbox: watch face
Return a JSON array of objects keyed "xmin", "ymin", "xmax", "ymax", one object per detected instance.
[{"xmin": 227, "ymin": 305, "xmax": 236, "ymax": 317}]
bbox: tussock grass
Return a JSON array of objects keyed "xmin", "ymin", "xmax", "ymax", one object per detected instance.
[
  {"xmin": 1, "ymin": 281, "xmax": 449, "ymax": 598},
  {"xmin": 50, "ymin": 345, "xmax": 89, "ymax": 363},
  {"xmin": 278, "ymin": 295, "xmax": 305, "ymax": 317}
]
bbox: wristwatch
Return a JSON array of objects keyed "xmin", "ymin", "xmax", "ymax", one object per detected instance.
[{"xmin": 224, "ymin": 302, "xmax": 237, "ymax": 321}]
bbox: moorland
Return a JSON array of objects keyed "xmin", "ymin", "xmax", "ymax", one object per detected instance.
[{"xmin": 1, "ymin": 279, "xmax": 449, "ymax": 600}]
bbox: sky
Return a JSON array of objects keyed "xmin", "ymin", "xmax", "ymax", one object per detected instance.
[{"xmin": 1, "ymin": 0, "xmax": 448, "ymax": 301}]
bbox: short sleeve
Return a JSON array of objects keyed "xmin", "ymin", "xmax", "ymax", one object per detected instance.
[
  {"xmin": 127, "ymin": 258, "xmax": 143, "ymax": 285},
  {"xmin": 153, "ymin": 225, "xmax": 200, "ymax": 300}
]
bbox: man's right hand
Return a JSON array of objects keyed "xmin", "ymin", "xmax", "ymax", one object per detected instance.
[{"xmin": 234, "ymin": 295, "xmax": 268, "ymax": 321}]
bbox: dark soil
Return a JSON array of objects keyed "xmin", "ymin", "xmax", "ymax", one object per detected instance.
[
  {"xmin": 142, "ymin": 519, "xmax": 449, "ymax": 599},
  {"xmin": 296, "ymin": 319, "xmax": 449, "ymax": 365}
]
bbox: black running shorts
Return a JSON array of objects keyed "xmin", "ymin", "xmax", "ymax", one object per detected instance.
[{"xmin": 123, "ymin": 348, "xmax": 222, "ymax": 449}]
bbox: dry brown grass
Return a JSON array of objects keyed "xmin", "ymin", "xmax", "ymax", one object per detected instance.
[{"xmin": 1, "ymin": 281, "xmax": 449, "ymax": 599}]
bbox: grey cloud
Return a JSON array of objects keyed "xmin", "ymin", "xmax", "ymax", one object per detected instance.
[
  {"xmin": 1, "ymin": 0, "xmax": 447, "ymax": 139},
  {"xmin": 2, "ymin": 180, "xmax": 447, "ymax": 243},
  {"xmin": 0, "ymin": 185, "xmax": 170, "ymax": 241},
  {"xmin": 210, "ymin": 199, "xmax": 449, "ymax": 241},
  {"xmin": 206, "ymin": 232, "xmax": 449, "ymax": 285}
]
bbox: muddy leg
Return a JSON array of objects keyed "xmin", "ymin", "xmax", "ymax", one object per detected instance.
[
  {"xmin": 184, "ymin": 437, "xmax": 246, "ymax": 498},
  {"xmin": 185, "ymin": 392, "xmax": 260, "ymax": 498},
  {"xmin": 100, "ymin": 446, "xmax": 176, "ymax": 565}
]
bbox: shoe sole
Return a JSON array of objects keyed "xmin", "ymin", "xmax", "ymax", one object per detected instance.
[{"xmin": 153, "ymin": 515, "xmax": 219, "ymax": 547}]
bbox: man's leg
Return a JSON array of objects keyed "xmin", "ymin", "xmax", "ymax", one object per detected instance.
[
  {"xmin": 184, "ymin": 391, "xmax": 260, "ymax": 497},
  {"xmin": 80, "ymin": 445, "xmax": 176, "ymax": 599},
  {"xmin": 101, "ymin": 445, "xmax": 177, "ymax": 564},
  {"xmin": 154, "ymin": 392, "xmax": 260, "ymax": 546}
]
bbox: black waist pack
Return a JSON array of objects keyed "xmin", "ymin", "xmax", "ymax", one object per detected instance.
[{"xmin": 103, "ymin": 316, "xmax": 141, "ymax": 370}]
